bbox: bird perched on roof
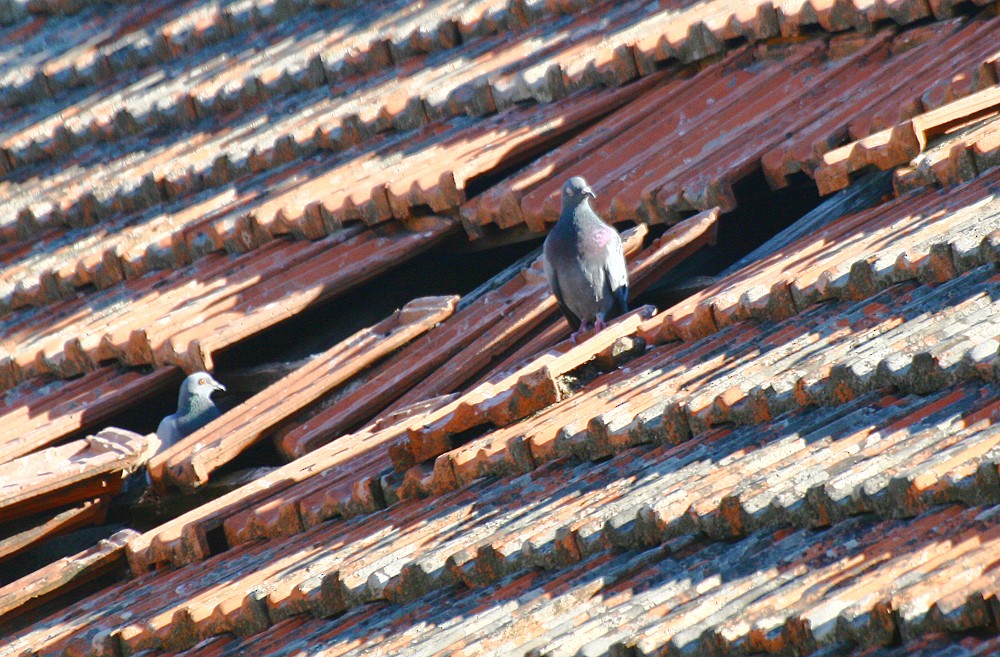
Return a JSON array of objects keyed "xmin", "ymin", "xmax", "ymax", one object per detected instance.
[
  {"xmin": 543, "ymin": 176, "xmax": 628, "ymax": 343},
  {"xmin": 155, "ymin": 371, "xmax": 226, "ymax": 451}
]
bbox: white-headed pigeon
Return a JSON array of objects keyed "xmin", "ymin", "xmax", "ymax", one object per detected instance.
[
  {"xmin": 543, "ymin": 176, "xmax": 628, "ymax": 343},
  {"xmin": 156, "ymin": 371, "xmax": 226, "ymax": 451}
]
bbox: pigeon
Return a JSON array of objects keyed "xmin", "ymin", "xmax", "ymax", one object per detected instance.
[
  {"xmin": 155, "ymin": 371, "xmax": 226, "ymax": 451},
  {"xmin": 543, "ymin": 176, "xmax": 628, "ymax": 343}
]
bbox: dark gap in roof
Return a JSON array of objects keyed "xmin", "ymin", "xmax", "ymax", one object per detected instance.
[
  {"xmin": 635, "ymin": 168, "xmax": 825, "ymax": 309},
  {"xmin": 405, "ymin": 203, "xmax": 436, "ymax": 217},
  {"xmin": 203, "ymin": 524, "xmax": 230, "ymax": 558},
  {"xmin": 447, "ymin": 423, "xmax": 497, "ymax": 450},
  {"xmin": 211, "ymin": 232, "xmax": 540, "ymax": 372},
  {"xmin": 368, "ymin": 473, "xmax": 389, "ymax": 510},
  {"xmin": 91, "ymin": 367, "xmax": 236, "ymax": 439},
  {"xmin": 215, "ymin": 434, "xmax": 285, "ymax": 473},
  {"xmin": 0, "ymin": 520, "xmax": 128, "ymax": 603}
]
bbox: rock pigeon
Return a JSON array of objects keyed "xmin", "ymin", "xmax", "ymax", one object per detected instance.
[
  {"xmin": 543, "ymin": 176, "xmax": 628, "ymax": 343},
  {"xmin": 156, "ymin": 371, "xmax": 226, "ymax": 451}
]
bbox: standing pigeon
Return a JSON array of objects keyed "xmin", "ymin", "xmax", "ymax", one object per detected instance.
[
  {"xmin": 156, "ymin": 371, "xmax": 226, "ymax": 451},
  {"xmin": 543, "ymin": 176, "xmax": 628, "ymax": 343}
]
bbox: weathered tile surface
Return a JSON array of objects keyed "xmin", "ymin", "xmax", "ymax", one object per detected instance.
[
  {"xmin": 6, "ymin": 2, "xmax": 1000, "ymax": 657},
  {"xmin": 148, "ymin": 295, "xmax": 457, "ymax": 490},
  {"xmin": 0, "ymin": 218, "xmax": 457, "ymax": 386},
  {"xmin": 0, "ymin": 365, "xmax": 176, "ymax": 462},
  {"xmin": 0, "ymin": 528, "xmax": 136, "ymax": 624},
  {"xmin": 0, "ymin": 428, "xmax": 153, "ymax": 523}
]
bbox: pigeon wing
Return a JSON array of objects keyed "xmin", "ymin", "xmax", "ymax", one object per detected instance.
[
  {"xmin": 603, "ymin": 231, "xmax": 629, "ymax": 319},
  {"xmin": 543, "ymin": 246, "xmax": 582, "ymax": 331}
]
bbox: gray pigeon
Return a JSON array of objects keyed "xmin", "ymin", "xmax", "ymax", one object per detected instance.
[
  {"xmin": 155, "ymin": 371, "xmax": 226, "ymax": 451},
  {"xmin": 543, "ymin": 176, "xmax": 628, "ymax": 343}
]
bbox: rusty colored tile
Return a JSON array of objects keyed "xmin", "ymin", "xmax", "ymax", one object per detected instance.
[
  {"xmin": 817, "ymin": 84, "xmax": 1000, "ymax": 195},
  {"xmin": 147, "ymin": 295, "xmax": 456, "ymax": 490},
  {"xmin": 0, "ymin": 366, "xmax": 176, "ymax": 463},
  {"xmin": 0, "ymin": 528, "xmax": 136, "ymax": 624},
  {"xmin": 396, "ymin": 307, "xmax": 655, "ymax": 470},
  {"xmin": 639, "ymin": 170, "xmax": 1000, "ymax": 345},
  {"xmin": 0, "ymin": 428, "xmax": 154, "ymax": 523},
  {"xmin": 0, "ymin": 498, "xmax": 109, "ymax": 567}
]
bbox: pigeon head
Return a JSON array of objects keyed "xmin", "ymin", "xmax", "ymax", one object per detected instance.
[
  {"xmin": 561, "ymin": 176, "xmax": 596, "ymax": 203},
  {"xmin": 178, "ymin": 371, "xmax": 226, "ymax": 412}
]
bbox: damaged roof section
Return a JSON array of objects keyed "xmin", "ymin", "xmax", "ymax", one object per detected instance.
[
  {"xmin": 0, "ymin": 217, "xmax": 457, "ymax": 385},
  {"xmin": 5, "ymin": 0, "xmax": 1000, "ymax": 654},
  {"xmin": 0, "ymin": 366, "xmax": 176, "ymax": 463},
  {"xmin": 119, "ymin": 212, "xmax": 715, "ymax": 573},
  {"xmin": 466, "ymin": 15, "xmax": 1000, "ymax": 230}
]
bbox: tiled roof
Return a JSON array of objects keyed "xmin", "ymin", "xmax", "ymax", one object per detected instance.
[{"xmin": 4, "ymin": 0, "xmax": 1000, "ymax": 654}]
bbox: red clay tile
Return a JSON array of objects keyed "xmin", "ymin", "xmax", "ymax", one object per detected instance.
[
  {"xmin": 0, "ymin": 528, "xmax": 136, "ymax": 623},
  {"xmin": 0, "ymin": 498, "xmax": 109, "ymax": 567},
  {"xmin": 0, "ymin": 428, "xmax": 154, "ymax": 523},
  {"xmin": 817, "ymin": 84, "xmax": 1000, "ymax": 195},
  {"xmin": 147, "ymin": 295, "xmax": 456, "ymax": 490},
  {"xmin": 0, "ymin": 366, "xmax": 176, "ymax": 463}
]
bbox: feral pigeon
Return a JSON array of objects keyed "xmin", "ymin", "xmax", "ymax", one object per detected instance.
[
  {"xmin": 156, "ymin": 371, "xmax": 226, "ymax": 451},
  {"xmin": 543, "ymin": 176, "xmax": 628, "ymax": 342}
]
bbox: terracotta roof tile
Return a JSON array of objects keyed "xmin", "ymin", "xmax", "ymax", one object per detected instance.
[
  {"xmin": 645, "ymin": 169, "xmax": 1000, "ymax": 342},
  {"xmin": 817, "ymin": 83, "xmax": 1000, "ymax": 195},
  {"xmin": 0, "ymin": 427, "xmax": 152, "ymax": 523},
  {"xmin": 0, "ymin": 218, "xmax": 456, "ymax": 385},
  {"xmin": 27, "ymin": 503, "xmax": 1000, "ymax": 656},
  {"xmin": 0, "ymin": 498, "xmax": 108, "ymax": 567},
  {"xmin": 894, "ymin": 113, "xmax": 1000, "ymax": 192},
  {"xmin": 0, "ymin": 366, "xmax": 176, "ymax": 462},
  {"xmin": 0, "ymin": 528, "xmax": 136, "ymax": 622},
  {"xmin": 146, "ymin": 295, "xmax": 457, "ymax": 490}
]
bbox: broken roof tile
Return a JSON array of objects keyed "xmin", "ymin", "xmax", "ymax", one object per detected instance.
[
  {"xmin": 147, "ymin": 295, "xmax": 457, "ymax": 490},
  {"xmin": 0, "ymin": 528, "xmax": 136, "ymax": 624},
  {"xmin": 645, "ymin": 168, "xmax": 1000, "ymax": 343},
  {"xmin": 123, "ymin": 214, "xmax": 719, "ymax": 566},
  {"xmin": 817, "ymin": 83, "xmax": 1000, "ymax": 195},
  {"xmin": 420, "ymin": 262, "xmax": 1000, "ymax": 501},
  {"xmin": 0, "ymin": 498, "xmax": 108, "ymax": 568},
  {"xmin": 0, "ymin": 365, "xmax": 176, "ymax": 463},
  {"xmin": 0, "ymin": 427, "xmax": 153, "ymax": 523},
  {"xmin": 894, "ymin": 113, "xmax": 1000, "ymax": 192},
  {"xmin": 0, "ymin": 218, "xmax": 456, "ymax": 386},
  {"xmin": 272, "ymin": 209, "xmax": 713, "ymax": 464}
]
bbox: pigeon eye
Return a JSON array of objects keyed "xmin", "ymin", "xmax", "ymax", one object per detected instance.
[{"xmin": 198, "ymin": 378, "xmax": 207, "ymax": 385}]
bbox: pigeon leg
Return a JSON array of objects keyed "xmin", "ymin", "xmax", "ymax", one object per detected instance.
[
  {"xmin": 570, "ymin": 320, "xmax": 590, "ymax": 345},
  {"xmin": 594, "ymin": 314, "xmax": 607, "ymax": 332}
]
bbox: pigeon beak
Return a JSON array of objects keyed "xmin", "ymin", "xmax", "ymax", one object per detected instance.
[
  {"xmin": 583, "ymin": 185, "xmax": 596, "ymax": 199},
  {"xmin": 213, "ymin": 381, "xmax": 226, "ymax": 393}
]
